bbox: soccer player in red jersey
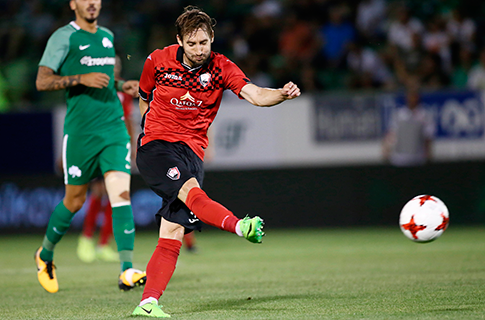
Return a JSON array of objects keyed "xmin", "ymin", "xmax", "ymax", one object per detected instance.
[{"xmin": 132, "ymin": 6, "xmax": 300, "ymax": 317}]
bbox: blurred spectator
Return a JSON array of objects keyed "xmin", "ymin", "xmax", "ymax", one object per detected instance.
[
  {"xmin": 452, "ymin": 47, "xmax": 473, "ymax": 88},
  {"xmin": 356, "ymin": 0, "xmax": 387, "ymax": 42},
  {"xmin": 318, "ymin": 5, "xmax": 356, "ymax": 68},
  {"xmin": 278, "ymin": 12, "xmax": 319, "ymax": 91},
  {"xmin": 418, "ymin": 53, "xmax": 450, "ymax": 89},
  {"xmin": 387, "ymin": 6, "xmax": 424, "ymax": 53},
  {"xmin": 467, "ymin": 48, "xmax": 485, "ymax": 91},
  {"xmin": 346, "ymin": 41, "xmax": 394, "ymax": 89},
  {"xmin": 422, "ymin": 16, "xmax": 451, "ymax": 73},
  {"xmin": 383, "ymin": 84, "xmax": 434, "ymax": 166},
  {"xmin": 251, "ymin": 0, "xmax": 282, "ymax": 19},
  {"xmin": 446, "ymin": 7, "xmax": 476, "ymax": 52},
  {"xmin": 391, "ymin": 33, "xmax": 426, "ymax": 86}
]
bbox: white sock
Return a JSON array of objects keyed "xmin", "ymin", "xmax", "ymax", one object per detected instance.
[
  {"xmin": 235, "ymin": 220, "xmax": 243, "ymax": 237},
  {"xmin": 139, "ymin": 297, "xmax": 158, "ymax": 306}
]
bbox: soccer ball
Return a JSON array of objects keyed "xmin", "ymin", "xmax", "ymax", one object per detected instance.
[{"xmin": 399, "ymin": 195, "xmax": 449, "ymax": 243}]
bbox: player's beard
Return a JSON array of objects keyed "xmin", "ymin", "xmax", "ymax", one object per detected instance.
[
  {"xmin": 186, "ymin": 53, "xmax": 209, "ymax": 68},
  {"xmin": 83, "ymin": 6, "xmax": 99, "ymax": 24}
]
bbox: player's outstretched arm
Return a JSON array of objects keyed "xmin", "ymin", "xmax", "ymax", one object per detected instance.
[
  {"xmin": 239, "ymin": 82, "xmax": 301, "ymax": 107},
  {"xmin": 36, "ymin": 66, "xmax": 110, "ymax": 91}
]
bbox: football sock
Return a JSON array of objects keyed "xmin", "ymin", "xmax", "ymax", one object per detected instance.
[
  {"xmin": 139, "ymin": 297, "xmax": 158, "ymax": 307},
  {"xmin": 111, "ymin": 204, "xmax": 135, "ymax": 271},
  {"xmin": 142, "ymin": 238, "xmax": 181, "ymax": 301},
  {"xmin": 183, "ymin": 232, "xmax": 195, "ymax": 249},
  {"xmin": 82, "ymin": 195, "xmax": 102, "ymax": 238},
  {"xmin": 40, "ymin": 201, "xmax": 76, "ymax": 261},
  {"xmin": 185, "ymin": 187, "xmax": 239, "ymax": 233},
  {"xmin": 99, "ymin": 204, "xmax": 113, "ymax": 245}
]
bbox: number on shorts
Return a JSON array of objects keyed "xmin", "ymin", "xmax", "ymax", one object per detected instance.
[{"xmin": 125, "ymin": 142, "xmax": 131, "ymax": 170}]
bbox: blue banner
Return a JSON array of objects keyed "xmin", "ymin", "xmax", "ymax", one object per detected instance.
[{"xmin": 382, "ymin": 90, "xmax": 484, "ymax": 139}]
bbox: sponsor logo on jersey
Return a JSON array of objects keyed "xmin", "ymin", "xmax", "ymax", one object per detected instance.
[
  {"xmin": 199, "ymin": 72, "xmax": 211, "ymax": 87},
  {"xmin": 164, "ymin": 73, "xmax": 182, "ymax": 81},
  {"xmin": 80, "ymin": 56, "xmax": 116, "ymax": 66},
  {"xmin": 79, "ymin": 44, "xmax": 90, "ymax": 50},
  {"xmin": 102, "ymin": 37, "xmax": 113, "ymax": 48},
  {"xmin": 166, "ymin": 166, "xmax": 180, "ymax": 180},
  {"xmin": 170, "ymin": 91, "xmax": 202, "ymax": 110},
  {"xmin": 68, "ymin": 165, "xmax": 82, "ymax": 178}
]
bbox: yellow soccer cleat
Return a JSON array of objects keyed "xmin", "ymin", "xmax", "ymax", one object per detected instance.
[
  {"xmin": 119, "ymin": 268, "xmax": 146, "ymax": 291},
  {"xmin": 34, "ymin": 247, "xmax": 58, "ymax": 293}
]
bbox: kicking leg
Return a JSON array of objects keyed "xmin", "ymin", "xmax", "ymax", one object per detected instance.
[{"xmin": 181, "ymin": 178, "xmax": 265, "ymax": 243}]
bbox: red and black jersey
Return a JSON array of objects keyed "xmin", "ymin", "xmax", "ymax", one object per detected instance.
[{"xmin": 138, "ymin": 45, "xmax": 251, "ymax": 160}]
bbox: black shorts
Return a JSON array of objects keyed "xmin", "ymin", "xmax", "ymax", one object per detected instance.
[{"xmin": 136, "ymin": 139, "xmax": 204, "ymax": 233}]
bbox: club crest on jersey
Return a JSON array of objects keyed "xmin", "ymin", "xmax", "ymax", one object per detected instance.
[
  {"xmin": 102, "ymin": 37, "xmax": 113, "ymax": 48},
  {"xmin": 199, "ymin": 73, "xmax": 211, "ymax": 87},
  {"xmin": 166, "ymin": 166, "xmax": 181, "ymax": 180}
]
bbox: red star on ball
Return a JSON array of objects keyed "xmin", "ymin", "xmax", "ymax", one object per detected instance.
[
  {"xmin": 435, "ymin": 213, "xmax": 449, "ymax": 231},
  {"xmin": 418, "ymin": 195, "xmax": 436, "ymax": 206},
  {"xmin": 401, "ymin": 215, "xmax": 426, "ymax": 239}
]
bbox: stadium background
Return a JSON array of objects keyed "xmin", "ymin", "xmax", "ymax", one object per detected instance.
[{"xmin": 2, "ymin": 0, "xmax": 485, "ymax": 231}]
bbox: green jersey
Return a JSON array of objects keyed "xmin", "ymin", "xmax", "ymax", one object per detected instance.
[{"xmin": 39, "ymin": 21, "xmax": 125, "ymax": 136}]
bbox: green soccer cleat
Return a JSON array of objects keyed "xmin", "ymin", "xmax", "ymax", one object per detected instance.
[
  {"xmin": 239, "ymin": 216, "xmax": 265, "ymax": 243},
  {"xmin": 119, "ymin": 268, "xmax": 147, "ymax": 291},
  {"xmin": 132, "ymin": 302, "xmax": 171, "ymax": 318}
]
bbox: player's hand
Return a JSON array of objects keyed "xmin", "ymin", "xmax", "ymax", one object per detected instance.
[
  {"xmin": 281, "ymin": 81, "xmax": 301, "ymax": 100},
  {"xmin": 80, "ymin": 72, "xmax": 110, "ymax": 89},
  {"xmin": 122, "ymin": 80, "xmax": 139, "ymax": 97}
]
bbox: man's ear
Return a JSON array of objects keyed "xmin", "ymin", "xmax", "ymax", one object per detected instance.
[
  {"xmin": 176, "ymin": 35, "xmax": 183, "ymax": 46},
  {"xmin": 70, "ymin": 0, "xmax": 76, "ymax": 11}
]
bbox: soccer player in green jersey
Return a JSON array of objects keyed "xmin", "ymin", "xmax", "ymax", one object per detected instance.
[{"xmin": 34, "ymin": 0, "xmax": 145, "ymax": 293}]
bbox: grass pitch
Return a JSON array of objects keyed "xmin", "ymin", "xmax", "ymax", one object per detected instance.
[{"xmin": 0, "ymin": 226, "xmax": 484, "ymax": 319}]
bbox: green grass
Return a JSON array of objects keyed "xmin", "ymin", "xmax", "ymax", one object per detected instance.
[{"xmin": 1, "ymin": 227, "xmax": 484, "ymax": 319}]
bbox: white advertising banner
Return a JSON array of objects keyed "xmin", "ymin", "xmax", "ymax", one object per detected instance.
[{"xmin": 206, "ymin": 90, "xmax": 485, "ymax": 170}]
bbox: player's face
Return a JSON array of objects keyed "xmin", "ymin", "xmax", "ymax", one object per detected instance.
[
  {"xmin": 177, "ymin": 28, "xmax": 213, "ymax": 68},
  {"xmin": 71, "ymin": 0, "xmax": 102, "ymax": 24}
]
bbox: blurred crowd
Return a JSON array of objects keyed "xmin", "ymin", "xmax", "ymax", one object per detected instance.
[{"xmin": 2, "ymin": 0, "xmax": 485, "ymax": 112}]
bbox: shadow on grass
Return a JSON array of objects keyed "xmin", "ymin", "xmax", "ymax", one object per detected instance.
[{"xmin": 184, "ymin": 292, "xmax": 326, "ymax": 313}]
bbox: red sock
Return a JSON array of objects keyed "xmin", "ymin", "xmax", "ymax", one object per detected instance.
[
  {"xmin": 83, "ymin": 196, "xmax": 102, "ymax": 238},
  {"xmin": 99, "ymin": 203, "xmax": 113, "ymax": 245},
  {"xmin": 183, "ymin": 232, "xmax": 195, "ymax": 249},
  {"xmin": 142, "ymin": 238, "xmax": 182, "ymax": 301},
  {"xmin": 185, "ymin": 188, "xmax": 239, "ymax": 233}
]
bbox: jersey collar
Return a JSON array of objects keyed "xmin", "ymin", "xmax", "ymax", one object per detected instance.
[
  {"xmin": 69, "ymin": 21, "xmax": 99, "ymax": 32},
  {"xmin": 176, "ymin": 45, "xmax": 212, "ymax": 72}
]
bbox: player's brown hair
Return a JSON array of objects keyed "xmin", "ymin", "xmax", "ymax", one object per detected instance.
[{"xmin": 175, "ymin": 6, "xmax": 216, "ymax": 41}]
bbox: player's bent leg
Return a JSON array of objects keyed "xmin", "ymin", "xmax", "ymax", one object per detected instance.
[{"xmin": 181, "ymin": 178, "xmax": 239, "ymax": 233}]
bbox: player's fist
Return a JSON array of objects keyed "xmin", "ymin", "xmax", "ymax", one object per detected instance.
[
  {"xmin": 122, "ymin": 80, "xmax": 139, "ymax": 97},
  {"xmin": 281, "ymin": 81, "xmax": 300, "ymax": 100},
  {"xmin": 80, "ymin": 72, "xmax": 110, "ymax": 89}
]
